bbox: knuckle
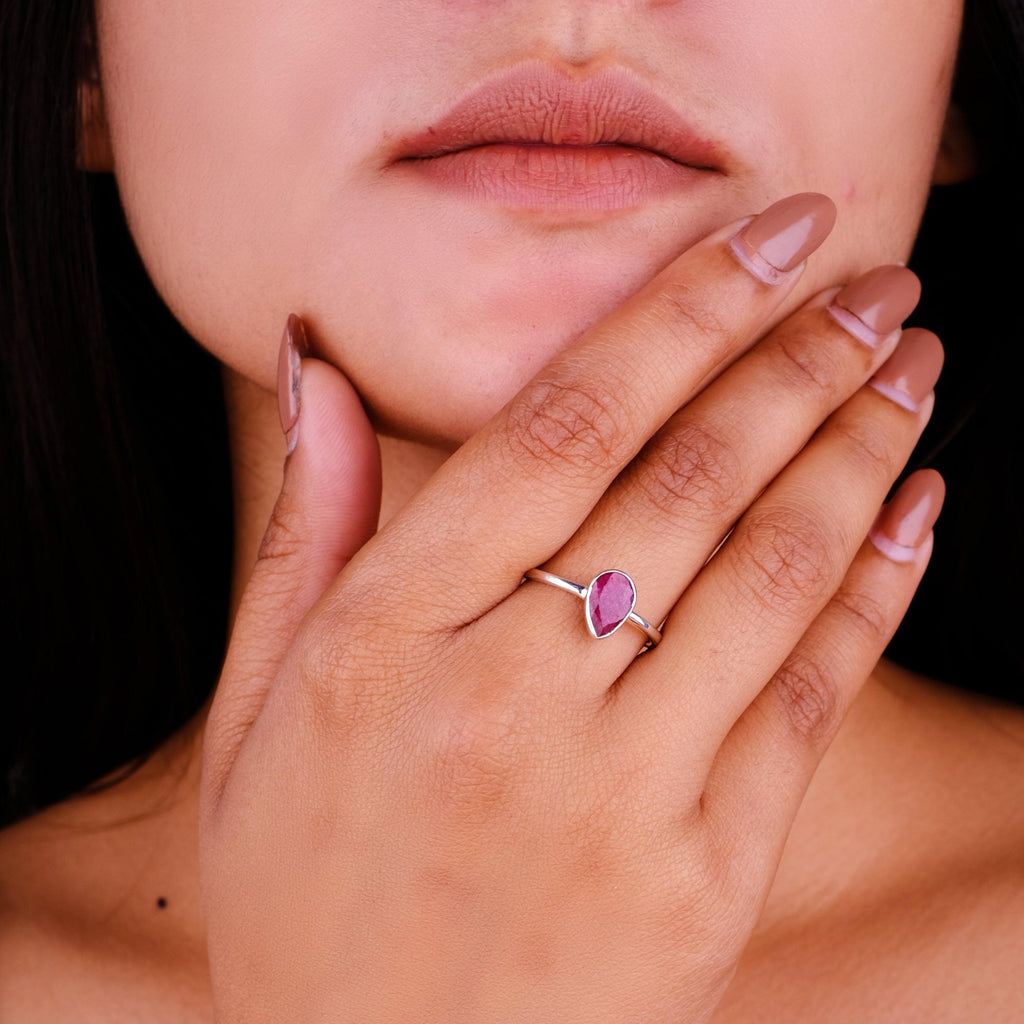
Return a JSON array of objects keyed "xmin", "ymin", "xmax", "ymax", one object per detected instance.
[
  {"xmin": 504, "ymin": 374, "xmax": 631, "ymax": 479},
  {"xmin": 829, "ymin": 582, "xmax": 892, "ymax": 648},
  {"xmin": 635, "ymin": 421, "xmax": 742, "ymax": 521},
  {"xmin": 424, "ymin": 698, "xmax": 525, "ymax": 820},
  {"xmin": 830, "ymin": 413, "xmax": 903, "ymax": 481},
  {"xmin": 295, "ymin": 610, "xmax": 416, "ymax": 744},
  {"xmin": 296, "ymin": 618, "xmax": 375, "ymax": 730},
  {"xmin": 654, "ymin": 846, "xmax": 751, "ymax": 972},
  {"xmin": 772, "ymin": 330, "xmax": 842, "ymax": 400},
  {"xmin": 733, "ymin": 507, "xmax": 839, "ymax": 612},
  {"xmin": 768, "ymin": 654, "xmax": 842, "ymax": 745},
  {"xmin": 255, "ymin": 494, "xmax": 304, "ymax": 565},
  {"xmin": 644, "ymin": 278, "xmax": 731, "ymax": 349}
]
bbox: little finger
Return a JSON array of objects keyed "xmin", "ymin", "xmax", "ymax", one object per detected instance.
[
  {"xmin": 625, "ymin": 328, "xmax": 943, "ymax": 764},
  {"xmin": 700, "ymin": 469, "xmax": 944, "ymax": 869}
]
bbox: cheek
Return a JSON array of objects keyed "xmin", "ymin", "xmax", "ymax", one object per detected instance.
[
  {"xmin": 763, "ymin": 0, "xmax": 962, "ymax": 275},
  {"xmin": 95, "ymin": 0, "xmax": 396, "ymax": 386}
]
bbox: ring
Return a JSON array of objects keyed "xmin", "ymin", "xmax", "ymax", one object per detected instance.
[{"xmin": 522, "ymin": 568, "xmax": 662, "ymax": 651}]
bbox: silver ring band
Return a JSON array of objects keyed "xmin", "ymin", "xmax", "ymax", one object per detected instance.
[{"xmin": 522, "ymin": 568, "xmax": 662, "ymax": 651}]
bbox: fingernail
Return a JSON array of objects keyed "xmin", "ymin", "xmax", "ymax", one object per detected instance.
[
  {"xmin": 277, "ymin": 313, "xmax": 309, "ymax": 454},
  {"xmin": 828, "ymin": 265, "xmax": 921, "ymax": 347},
  {"xmin": 730, "ymin": 193, "xmax": 837, "ymax": 284},
  {"xmin": 868, "ymin": 469, "xmax": 945, "ymax": 562},
  {"xmin": 868, "ymin": 328, "xmax": 944, "ymax": 411}
]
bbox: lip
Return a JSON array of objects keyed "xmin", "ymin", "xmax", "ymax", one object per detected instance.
[{"xmin": 390, "ymin": 63, "xmax": 726, "ymax": 212}]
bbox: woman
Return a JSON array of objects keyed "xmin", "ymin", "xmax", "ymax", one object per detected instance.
[{"xmin": 1, "ymin": 0, "xmax": 1022, "ymax": 1019}]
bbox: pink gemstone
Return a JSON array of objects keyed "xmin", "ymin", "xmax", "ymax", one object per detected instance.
[{"xmin": 585, "ymin": 571, "xmax": 637, "ymax": 638}]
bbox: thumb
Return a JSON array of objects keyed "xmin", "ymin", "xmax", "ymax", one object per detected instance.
[{"xmin": 204, "ymin": 314, "xmax": 381, "ymax": 797}]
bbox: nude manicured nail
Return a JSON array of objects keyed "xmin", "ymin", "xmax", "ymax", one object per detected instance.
[
  {"xmin": 868, "ymin": 469, "xmax": 945, "ymax": 562},
  {"xmin": 277, "ymin": 313, "xmax": 308, "ymax": 454},
  {"xmin": 730, "ymin": 193, "xmax": 837, "ymax": 284},
  {"xmin": 828, "ymin": 265, "xmax": 921, "ymax": 347},
  {"xmin": 868, "ymin": 328, "xmax": 944, "ymax": 411}
]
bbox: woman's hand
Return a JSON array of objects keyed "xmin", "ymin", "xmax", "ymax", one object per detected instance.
[{"xmin": 199, "ymin": 193, "xmax": 943, "ymax": 1023}]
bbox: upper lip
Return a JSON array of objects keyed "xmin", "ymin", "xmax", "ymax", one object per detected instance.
[{"xmin": 393, "ymin": 63, "xmax": 726, "ymax": 172}]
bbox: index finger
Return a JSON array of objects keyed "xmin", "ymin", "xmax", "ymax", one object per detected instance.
[{"xmin": 346, "ymin": 193, "xmax": 837, "ymax": 621}]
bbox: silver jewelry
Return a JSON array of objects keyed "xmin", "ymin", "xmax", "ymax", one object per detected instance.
[{"xmin": 522, "ymin": 568, "xmax": 662, "ymax": 651}]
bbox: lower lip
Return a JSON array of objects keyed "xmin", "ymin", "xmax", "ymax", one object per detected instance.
[{"xmin": 398, "ymin": 143, "xmax": 707, "ymax": 211}]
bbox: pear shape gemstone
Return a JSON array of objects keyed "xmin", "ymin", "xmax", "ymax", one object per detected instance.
[{"xmin": 584, "ymin": 570, "xmax": 637, "ymax": 638}]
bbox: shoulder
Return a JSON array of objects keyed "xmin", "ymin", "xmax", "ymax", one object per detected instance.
[
  {"xmin": 716, "ymin": 662, "xmax": 1024, "ymax": 1023},
  {"xmin": 0, "ymin": 744, "xmax": 212, "ymax": 1022},
  {"xmin": 846, "ymin": 661, "xmax": 1024, "ymax": 997}
]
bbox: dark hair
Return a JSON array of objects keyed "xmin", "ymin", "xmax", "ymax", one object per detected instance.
[
  {"xmin": 1, "ymin": 1, "xmax": 232, "ymax": 827},
  {"xmin": 1, "ymin": 0, "xmax": 1021, "ymax": 829},
  {"xmin": 890, "ymin": 0, "xmax": 1024, "ymax": 691}
]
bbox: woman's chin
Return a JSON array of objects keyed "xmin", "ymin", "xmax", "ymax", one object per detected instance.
[
  {"xmin": 334, "ymin": 325, "xmax": 570, "ymax": 449},
  {"xmin": 305, "ymin": 263, "xmax": 650, "ymax": 447}
]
